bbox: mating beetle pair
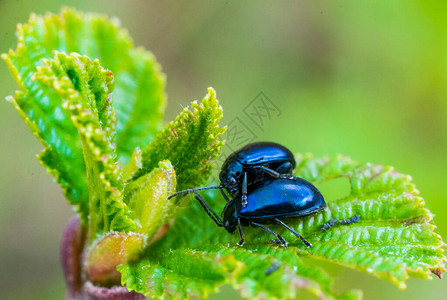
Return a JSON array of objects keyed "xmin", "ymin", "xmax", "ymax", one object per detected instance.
[{"xmin": 169, "ymin": 142, "xmax": 359, "ymax": 247}]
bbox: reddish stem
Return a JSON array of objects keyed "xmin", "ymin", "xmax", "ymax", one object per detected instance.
[{"xmin": 61, "ymin": 217, "xmax": 145, "ymax": 300}]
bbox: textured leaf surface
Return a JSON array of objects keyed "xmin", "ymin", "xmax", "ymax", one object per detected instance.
[
  {"xmin": 133, "ymin": 87, "xmax": 226, "ymax": 201},
  {"xmin": 125, "ymin": 160, "xmax": 177, "ymax": 238},
  {"xmin": 39, "ymin": 8, "xmax": 165, "ymax": 164},
  {"xmin": 120, "ymin": 154, "xmax": 446, "ymax": 299},
  {"xmin": 118, "ymin": 249, "xmax": 243, "ymax": 299},
  {"xmin": 2, "ymin": 8, "xmax": 166, "ymax": 222},
  {"xmin": 35, "ymin": 52, "xmax": 135, "ymax": 238},
  {"xmin": 2, "ymin": 26, "xmax": 89, "ymax": 221}
]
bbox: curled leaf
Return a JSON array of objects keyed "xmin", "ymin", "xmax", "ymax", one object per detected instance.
[
  {"xmin": 35, "ymin": 52, "xmax": 135, "ymax": 238},
  {"xmin": 125, "ymin": 160, "xmax": 177, "ymax": 239},
  {"xmin": 2, "ymin": 7, "xmax": 166, "ymax": 221},
  {"xmin": 133, "ymin": 87, "xmax": 226, "ymax": 202}
]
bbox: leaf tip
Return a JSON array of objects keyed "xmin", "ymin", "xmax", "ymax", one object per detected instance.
[
  {"xmin": 206, "ymin": 86, "xmax": 217, "ymax": 99},
  {"xmin": 431, "ymin": 268, "xmax": 444, "ymax": 279},
  {"xmin": 0, "ymin": 52, "xmax": 8, "ymax": 62}
]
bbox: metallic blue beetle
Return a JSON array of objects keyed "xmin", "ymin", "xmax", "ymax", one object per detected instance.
[
  {"xmin": 170, "ymin": 142, "xmax": 297, "ymax": 207},
  {"xmin": 168, "ymin": 142, "xmax": 359, "ymax": 247},
  {"xmin": 219, "ymin": 142, "xmax": 296, "ymax": 207},
  {"xmin": 220, "ymin": 176, "xmax": 326, "ymax": 247}
]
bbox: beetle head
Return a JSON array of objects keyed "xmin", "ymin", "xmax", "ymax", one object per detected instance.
[
  {"xmin": 222, "ymin": 201, "xmax": 238, "ymax": 234},
  {"xmin": 219, "ymin": 161, "xmax": 243, "ymax": 195}
]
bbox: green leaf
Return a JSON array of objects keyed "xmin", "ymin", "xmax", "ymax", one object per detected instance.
[
  {"xmin": 34, "ymin": 52, "xmax": 135, "ymax": 239},
  {"xmin": 2, "ymin": 8, "xmax": 166, "ymax": 222},
  {"xmin": 119, "ymin": 154, "xmax": 446, "ymax": 299},
  {"xmin": 125, "ymin": 160, "xmax": 177, "ymax": 238},
  {"xmin": 133, "ymin": 87, "xmax": 226, "ymax": 199},
  {"xmin": 2, "ymin": 32, "xmax": 89, "ymax": 222},
  {"xmin": 118, "ymin": 249, "xmax": 243, "ymax": 299},
  {"xmin": 113, "ymin": 48, "xmax": 165, "ymax": 165},
  {"xmin": 52, "ymin": 8, "xmax": 166, "ymax": 164},
  {"xmin": 122, "ymin": 148, "xmax": 143, "ymax": 183}
]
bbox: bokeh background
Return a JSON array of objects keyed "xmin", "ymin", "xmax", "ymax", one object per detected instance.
[{"xmin": 1, "ymin": 1, "xmax": 446, "ymax": 299}]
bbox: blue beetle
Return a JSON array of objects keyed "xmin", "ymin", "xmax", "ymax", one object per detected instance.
[
  {"xmin": 188, "ymin": 175, "xmax": 359, "ymax": 247},
  {"xmin": 219, "ymin": 142, "xmax": 296, "ymax": 207},
  {"xmin": 220, "ymin": 176, "xmax": 326, "ymax": 247},
  {"xmin": 171, "ymin": 142, "xmax": 297, "ymax": 208},
  {"xmin": 168, "ymin": 142, "xmax": 360, "ymax": 247}
]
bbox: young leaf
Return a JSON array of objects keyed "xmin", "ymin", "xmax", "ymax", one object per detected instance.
[
  {"xmin": 56, "ymin": 8, "xmax": 166, "ymax": 164},
  {"xmin": 34, "ymin": 52, "xmax": 135, "ymax": 239},
  {"xmin": 119, "ymin": 154, "xmax": 445, "ymax": 299},
  {"xmin": 122, "ymin": 148, "xmax": 143, "ymax": 183},
  {"xmin": 124, "ymin": 160, "xmax": 177, "ymax": 238},
  {"xmin": 2, "ymin": 9, "xmax": 166, "ymax": 210},
  {"xmin": 133, "ymin": 87, "xmax": 226, "ymax": 200},
  {"xmin": 2, "ymin": 32, "xmax": 89, "ymax": 222}
]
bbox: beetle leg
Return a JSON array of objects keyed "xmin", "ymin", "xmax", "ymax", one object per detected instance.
[
  {"xmin": 339, "ymin": 214, "xmax": 360, "ymax": 225},
  {"xmin": 257, "ymin": 165, "xmax": 299, "ymax": 182},
  {"xmin": 275, "ymin": 162, "xmax": 293, "ymax": 174},
  {"xmin": 274, "ymin": 218, "xmax": 312, "ymax": 248},
  {"xmin": 236, "ymin": 217, "xmax": 245, "ymax": 246},
  {"xmin": 250, "ymin": 221, "xmax": 288, "ymax": 247},
  {"xmin": 193, "ymin": 192, "xmax": 224, "ymax": 227},
  {"xmin": 219, "ymin": 187, "xmax": 231, "ymax": 203},
  {"xmin": 321, "ymin": 218, "xmax": 338, "ymax": 231},
  {"xmin": 241, "ymin": 172, "xmax": 248, "ymax": 208},
  {"xmin": 321, "ymin": 215, "xmax": 360, "ymax": 231},
  {"xmin": 256, "ymin": 165, "xmax": 280, "ymax": 178}
]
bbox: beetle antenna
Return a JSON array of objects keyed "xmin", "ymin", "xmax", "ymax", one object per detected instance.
[{"xmin": 168, "ymin": 185, "xmax": 224, "ymax": 200}]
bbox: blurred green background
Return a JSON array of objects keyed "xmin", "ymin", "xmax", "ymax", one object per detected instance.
[{"xmin": 1, "ymin": 0, "xmax": 446, "ymax": 299}]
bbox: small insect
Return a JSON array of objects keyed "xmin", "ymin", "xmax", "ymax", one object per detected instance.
[
  {"xmin": 169, "ymin": 142, "xmax": 360, "ymax": 247},
  {"xmin": 171, "ymin": 142, "xmax": 297, "ymax": 208},
  {"xmin": 219, "ymin": 142, "xmax": 296, "ymax": 207}
]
